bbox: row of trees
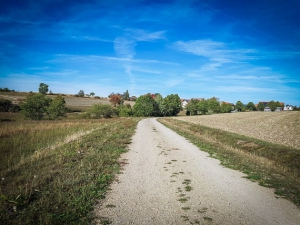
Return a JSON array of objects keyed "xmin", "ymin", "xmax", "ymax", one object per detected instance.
[
  {"xmin": 186, "ymin": 98, "xmax": 286, "ymax": 115},
  {"xmin": 186, "ymin": 97, "xmax": 224, "ymax": 115},
  {"xmin": 85, "ymin": 93, "xmax": 181, "ymax": 119}
]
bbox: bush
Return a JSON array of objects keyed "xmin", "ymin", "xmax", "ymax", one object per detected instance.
[
  {"xmin": 47, "ymin": 95, "xmax": 67, "ymax": 119},
  {"xmin": 119, "ymin": 104, "xmax": 132, "ymax": 117},
  {"xmin": 20, "ymin": 93, "xmax": 51, "ymax": 120},
  {"xmin": 0, "ymin": 99, "xmax": 13, "ymax": 112},
  {"xmin": 85, "ymin": 104, "xmax": 116, "ymax": 119},
  {"xmin": 20, "ymin": 93, "xmax": 66, "ymax": 120}
]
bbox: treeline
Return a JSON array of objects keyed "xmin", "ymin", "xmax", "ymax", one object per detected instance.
[
  {"xmin": 0, "ymin": 87, "xmax": 16, "ymax": 92},
  {"xmin": 185, "ymin": 98, "xmax": 290, "ymax": 115},
  {"xmin": 85, "ymin": 93, "xmax": 181, "ymax": 119}
]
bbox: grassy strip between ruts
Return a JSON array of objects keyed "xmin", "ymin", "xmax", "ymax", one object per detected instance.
[
  {"xmin": 0, "ymin": 117, "xmax": 140, "ymax": 224},
  {"xmin": 158, "ymin": 118, "xmax": 300, "ymax": 207}
]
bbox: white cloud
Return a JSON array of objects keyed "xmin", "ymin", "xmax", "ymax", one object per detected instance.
[{"xmin": 114, "ymin": 37, "xmax": 136, "ymax": 59}]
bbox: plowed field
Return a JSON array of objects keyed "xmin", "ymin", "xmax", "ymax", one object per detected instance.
[{"xmin": 174, "ymin": 111, "xmax": 300, "ymax": 149}]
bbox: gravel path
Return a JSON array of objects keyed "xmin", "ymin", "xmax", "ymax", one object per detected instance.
[{"xmin": 94, "ymin": 118, "xmax": 300, "ymax": 225}]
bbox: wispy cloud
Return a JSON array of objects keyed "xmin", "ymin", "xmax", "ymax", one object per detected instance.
[{"xmin": 174, "ymin": 39, "xmax": 257, "ymax": 64}]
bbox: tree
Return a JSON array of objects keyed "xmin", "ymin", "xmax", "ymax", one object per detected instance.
[
  {"xmin": 186, "ymin": 99, "xmax": 199, "ymax": 115},
  {"xmin": 109, "ymin": 94, "xmax": 122, "ymax": 106},
  {"xmin": 208, "ymin": 97, "xmax": 220, "ymax": 113},
  {"xmin": 132, "ymin": 94, "xmax": 159, "ymax": 117},
  {"xmin": 267, "ymin": 100, "xmax": 281, "ymax": 112},
  {"xmin": 197, "ymin": 99, "xmax": 208, "ymax": 115},
  {"xmin": 257, "ymin": 102, "xmax": 264, "ymax": 111},
  {"xmin": 160, "ymin": 94, "xmax": 181, "ymax": 116},
  {"xmin": 21, "ymin": 93, "xmax": 51, "ymax": 120},
  {"xmin": 90, "ymin": 92, "xmax": 95, "ymax": 96},
  {"xmin": 123, "ymin": 90, "xmax": 130, "ymax": 100},
  {"xmin": 47, "ymin": 95, "xmax": 67, "ymax": 119},
  {"xmin": 119, "ymin": 103, "xmax": 132, "ymax": 117},
  {"xmin": 39, "ymin": 83, "xmax": 49, "ymax": 94},
  {"xmin": 245, "ymin": 102, "xmax": 257, "ymax": 111},
  {"xmin": 220, "ymin": 102, "xmax": 232, "ymax": 113},
  {"xmin": 235, "ymin": 101, "xmax": 244, "ymax": 112},
  {"xmin": 85, "ymin": 104, "xmax": 116, "ymax": 118},
  {"xmin": 78, "ymin": 90, "xmax": 85, "ymax": 97}
]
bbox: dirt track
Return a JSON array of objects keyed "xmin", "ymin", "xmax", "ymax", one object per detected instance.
[{"xmin": 94, "ymin": 118, "xmax": 300, "ymax": 224}]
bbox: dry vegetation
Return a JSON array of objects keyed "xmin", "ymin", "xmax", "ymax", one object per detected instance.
[
  {"xmin": 0, "ymin": 106, "xmax": 140, "ymax": 224},
  {"xmin": 175, "ymin": 111, "xmax": 300, "ymax": 149}
]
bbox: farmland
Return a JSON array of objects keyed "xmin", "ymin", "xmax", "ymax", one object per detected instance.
[{"xmin": 175, "ymin": 111, "xmax": 300, "ymax": 149}]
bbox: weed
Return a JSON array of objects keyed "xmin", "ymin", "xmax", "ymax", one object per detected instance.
[
  {"xmin": 182, "ymin": 207, "xmax": 190, "ymax": 210},
  {"xmin": 204, "ymin": 216, "xmax": 213, "ymax": 222},
  {"xmin": 178, "ymin": 197, "xmax": 189, "ymax": 203},
  {"xmin": 185, "ymin": 185, "xmax": 193, "ymax": 192}
]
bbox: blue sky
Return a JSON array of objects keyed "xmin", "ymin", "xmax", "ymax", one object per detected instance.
[{"xmin": 1, "ymin": 0, "xmax": 299, "ymax": 106}]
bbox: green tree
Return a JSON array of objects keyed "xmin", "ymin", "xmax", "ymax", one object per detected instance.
[
  {"xmin": 245, "ymin": 102, "xmax": 257, "ymax": 111},
  {"xmin": 197, "ymin": 99, "xmax": 208, "ymax": 115},
  {"xmin": 39, "ymin": 83, "xmax": 49, "ymax": 94},
  {"xmin": 220, "ymin": 102, "xmax": 232, "ymax": 113},
  {"xmin": 160, "ymin": 94, "xmax": 181, "ymax": 116},
  {"xmin": 90, "ymin": 92, "xmax": 95, "ymax": 96},
  {"xmin": 235, "ymin": 101, "xmax": 244, "ymax": 112},
  {"xmin": 78, "ymin": 90, "xmax": 85, "ymax": 97},
  {"xmin": 267, "ymin": 100, "xmax": 281, "ymax": 111},
  {"xmin": 186, "ymin": 99, "xmax": 199, "ymax": 115},
  {"xmin": 21, "ymin": 93, "xmax": 51, "ymax": 120},
  {"xmin": 47, "ymin": 95, "xmax": 67, "ymax": 119},
  {"xmin": 85, "ymin": 104, "xmax": 116, "ymax": 118},
  {"xmin": 123, "ymin": 90, "xmax": 130, "ymax": 100},
  {"xmin": 257, "ymin": 102, "xmax": 264, "ymax": 111},
  {"xmin": 132, "ymin": 94, "xmax": 159, "ymax": 117},
  {"xmin": 208, "ymin": 97, "xmax": 220, "ymax": 113},
  {"xmin": 119, "ymin": 103, "xmax": 132, "ymax": 117}
]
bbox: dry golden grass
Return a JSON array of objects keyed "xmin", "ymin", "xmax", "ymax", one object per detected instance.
[{"xmin": 176, "ymin": 111, "xmax": 300, "ymax": 149}]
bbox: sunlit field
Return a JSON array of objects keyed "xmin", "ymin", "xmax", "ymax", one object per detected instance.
[
  {"xmin": 175, "ymin": 111, "xmax": 300, "ymax": 149},
  {"xmin": 0, "ymin": 113, "xmax": 140, "ymax": 224}
]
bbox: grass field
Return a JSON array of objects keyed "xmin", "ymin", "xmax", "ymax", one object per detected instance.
[{"xmin": 0, "ymin": 114, "xmax": 140, "ymax": 224}]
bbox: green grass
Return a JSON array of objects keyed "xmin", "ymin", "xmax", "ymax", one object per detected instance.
[
  {"xmin": 0, "ymin": 113, "xmax": 140, "ymax": 224},
  {"xmin": 159, "ymin": 118, "xmax": 300, "ymax": 207}
]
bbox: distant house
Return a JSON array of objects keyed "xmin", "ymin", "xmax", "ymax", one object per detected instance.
[
  {"xmin": 130, "ymin": 96, "xmax": 137, "ymax": 101},
  {"xmin": 264, "ymin": 107, "xmax": 271, "ymax": 112},
  {"xmin": 284, "ymin": 105, "xmax": 294, "ymax": 111},
  {"xmin": 181, "ymin": 99, "xmax": 189, "ymax": 108},
  {"xmin": 275, "ymin": 107, "xmax": 282, "ymax": 112}
]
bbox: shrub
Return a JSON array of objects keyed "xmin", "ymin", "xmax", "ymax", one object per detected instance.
[
  {"xmin": 47, "ymin": 95, "xmax": 67, "ymax": 119},
  {"xmin": 85, "ymin": 104, "xmax": 116, "ymax": 119},
  {"xmin": 20, "ymin": 93, "xmax": 51, "ymax": 120},
  {"xmin": 0, "ymin": 99, "xmax": 13, "ymax": 112},
  {"xmin": 119, "ymin": 104, "xmax": 132, "ymax": 117}
]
